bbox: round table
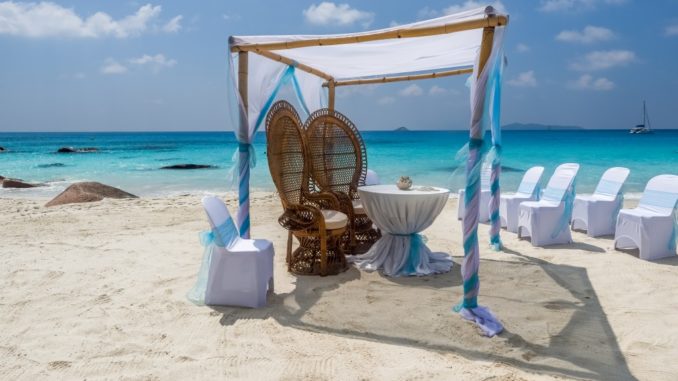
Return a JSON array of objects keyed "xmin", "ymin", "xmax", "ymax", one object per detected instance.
[{"xmin": 351, "ymin": 184, "xmax": 453, "ymax": 276}]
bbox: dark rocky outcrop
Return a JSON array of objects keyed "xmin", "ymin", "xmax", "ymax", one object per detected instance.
[
  {"xmin": 56, "ymin": 147, "xmax": 98, "ymax": 153},
  {"xmin": 45, "ymin": 182, "xmax": 138, "ymax": 207},
  {"xmin": 2, "ymin": 178, "xmax": 40, "ymax": 188},
  {"xmin": 0, "ymin": 146, "xmax": 5, "ymax": 152},
  {"xmin": 36, "ymin": 163, "xmax": 66, "ymax": 168},
  {"xmin": 160, "ymin": 164, "xmax": 217, "ymax": 170}
]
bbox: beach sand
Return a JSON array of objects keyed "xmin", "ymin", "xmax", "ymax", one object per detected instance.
[{"xmin": 1, "ymin": 193, "xmax": 677, "ymax": 380}]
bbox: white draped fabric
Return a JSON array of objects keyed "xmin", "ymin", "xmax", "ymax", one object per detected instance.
[
  {"xmin": 615, "ymin": 175, "xmax": 678, "ymax": 260},
  {"xmin": 231, "ymin": 7, "xmax": 494, "ymax": 81},
  {"xmin": 351, "ymin": 185, "xmax": 453, "ymax": 276},
  {"xmin": 572, "ymin": 167, "xmax": 630, "ymax": 237}
]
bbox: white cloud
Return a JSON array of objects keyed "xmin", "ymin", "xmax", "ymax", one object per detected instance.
[
  {"xmin": 162, "ymin": 15, "xmax": 182, "ymax": 33},
  {"xmin": 507, "ymin": 70, "xmax": 538, "ymax": 87},
  {"xmin": 539, "ymin": 0, "xmax": 626, "ymax": 12},
  {"xmin": 100, "ymin": 59, "xmax": 127, "ymax": 75},
  {"xmin": 129, "ymin": 54, "xmax": 176, "ymax": 73},
  {"xmin": 222, "ymin": 13, "xmax": 240, "ymax": 22},
  {"xmin": 398, "ymin": 84, "xmax": 424, "ymax": 97},
  {"xmin": 665, "ymin": 24, "xmax": 678, "ymax": 36},
  {"xmin": 417, "ymin": 6, "xmax": 439, "ymax": 19},
  {"xmin": 429, "ymin": 85, "xmax": 448, "ymax": 95},
  {"xmin": 570, "ymin": 49, "xmax": 636, "ymax": 71},
  {"xmin": 388, "ymin": 20, "xmax": 399, "ymax": 27},
  {"xmin": 0, "ymin": 2, "xmax": 182, "ymax": 38},
  {"xmin": 378, "ymin": 96, "xmax": 396, "ymax": 105},
  {"xmin": 419, "ymin": 1, "xmax": 505, "ymax": 19},
  {"xmin": 303, "ymin": 2, "xmax": 373, "ymax": 27},
  {"xmin": 556, "ymin": 25, "xmax": 615, "ymax": 44},
  {"xmin": 336, "ymin": 85, "xmax": 376, "ymax": 99},
  {"xmin": 568, "ymin": 74, "xmax": 615, "ymax": 91},
  {"xmin": 516, "ymin": 43, "xmax": 530, "ymax": 53},
  {"xmin": 443, "ymin": 1, "xmax": 506, "ymax": 14}
]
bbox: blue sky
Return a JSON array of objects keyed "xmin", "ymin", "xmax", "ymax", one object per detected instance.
[{"xmin": 1, "ymin": 0, "xmax": 677, "ymax": 132}]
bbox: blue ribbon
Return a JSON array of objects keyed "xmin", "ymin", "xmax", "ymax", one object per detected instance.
[
  {"xmin": 671, "ymin": 210, "xmax": 678, "ymax": 252},
  {"xmin": 200, "ymin": 218, "xmax": 239, "ymax": 249},
  {"xmin": 533, "ymin": 183, "xmax": 542, "ymax": 200},
  {"xmin": 398, "ymin": 233, "xmax": 426, "ymax": 276},
  {"xmin": 230, "ymin": 64, "xmax": 311, "ymax": 190},
  {"xmin": 611, "ymin": 193, "xmax": 624, "ymax": 228},
  {"xmin": 595, "ymin": 179, "xmax": 622, "ymax": 197},
  {"xmin": 551, "ymin": 182, "xmax": 576, "ymax": 239},
  {"xmin": 188, "ymin": 218, "xmax": 240, "ymax": 304}
]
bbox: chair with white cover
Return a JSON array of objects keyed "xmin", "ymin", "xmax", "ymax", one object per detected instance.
[
  {"xmin": 518, "ymin": 163, "xmax": 580, "ymax": 246},
  {"xmin": 614, "ymin": 175, "xmax": 678, "ymax": 261},
  {"xmin": 571, "ymin": 167, "xmax": 630, "ymax": 237},
  {"xmin": 365, "ymin": 169, "xmax": 381, "ymax": 186},
  {"xmin": 458, "ymin": 160, "xmax": 492, "ymax": 222},
  {"xmin": 500, "ymin": 166, "xmax": 544, "ymax": 233},
  {"xmin": 187, "ymin": 195, "xmax": 274, "ymax": 308}
]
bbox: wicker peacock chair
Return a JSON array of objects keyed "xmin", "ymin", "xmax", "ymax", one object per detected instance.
[
  {"xmin": 304, "ymin": 108, "xmax": 380, "ymax": 254},
  {"xmin": 265, "ymin": 100, "xmax": 349, "ymax": 276}
]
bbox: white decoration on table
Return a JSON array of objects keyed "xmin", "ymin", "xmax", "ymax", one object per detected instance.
[{"xmin": 397, "ymin": 176, "xmax": 413, "ymax": 190}]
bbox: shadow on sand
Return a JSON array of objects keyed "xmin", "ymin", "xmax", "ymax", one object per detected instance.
[{"xmin": 211, "ymin": 249, "xmax": 638, "ymax": 380}]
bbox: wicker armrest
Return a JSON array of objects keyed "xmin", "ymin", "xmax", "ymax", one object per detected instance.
[
  {"xmin": 278, "ymin": 204, "xmax": 322, "ymax": 231},
  {"xmin": 305, "ymin": 191, "xmax": 341, "ymax": 211}
]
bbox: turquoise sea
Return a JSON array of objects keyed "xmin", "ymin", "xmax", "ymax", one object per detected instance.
[{"xmin": 1, "ymin": 130, "xmax": 676, "ymax": 198}]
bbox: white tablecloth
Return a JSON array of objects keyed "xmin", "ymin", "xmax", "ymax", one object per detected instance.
[{"xmin": 351, "ymin": 184, "xmax": 453, "ymax": 276}]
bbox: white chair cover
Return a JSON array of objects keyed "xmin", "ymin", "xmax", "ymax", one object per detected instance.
[
  {"xmin": 458, "ymin": 161, "xmax": 492, "ymax": 222},
  {"xmin": 572, "ymin": 167, "xmax": 630, "ymax": 237},
  {"xmin": 614, "ymin": 175, "xmax": 678, "ymax": 260},
  {"xmin": 365, "ymin": 169, "xmax": 381, "ymax": 186},
  {"xmin": 500, "ymin": 166, "xmax": 544, "ymax": 233},
  {"xmin": 518, "ymin": 163, "xmax": 580, "ymax": 246},
  {"xmin": 187, "ymin": 196, "xmax": 275, "ymax": 308}
]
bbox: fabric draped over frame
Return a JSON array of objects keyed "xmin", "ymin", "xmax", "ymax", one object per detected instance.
[
  {"xmin": 454, "ymin": 25, "xmax": 506, "ymax": 337},
  {"xmin": 225, "ymin": 52, "xmax": 326, "ymax": 238},
  {"xmin": 227, "ymin": 5, "xmax": 508, "ymax": 336}
]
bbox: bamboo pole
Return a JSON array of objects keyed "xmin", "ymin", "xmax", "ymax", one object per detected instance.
[
  {"xmin": 238, "ymin": 51, "xmax": 248, "ymax": 111},
  {"xmin": 328, "ymin": 80, "xmax": 335, "ymax": 111},
  {"xmin": 322, "ymin": 68, "xmax": 473, "ymax": 88},
  {"xmin": 252, "ymin": 49, "xmax": 334, "ymax": 81},
  {"xmin": 231, "ymin": 15, "xmax": 507, "ymax": 52}
]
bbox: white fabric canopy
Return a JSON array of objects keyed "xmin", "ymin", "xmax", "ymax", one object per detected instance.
[{"xmin": 231, "ymin": 7, "xmax": 499, "ymax": 81}]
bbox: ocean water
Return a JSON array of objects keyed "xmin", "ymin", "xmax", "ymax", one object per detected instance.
[{"xmin": 1, "ymin": 130, "xmax": 676, "ymax": 198}]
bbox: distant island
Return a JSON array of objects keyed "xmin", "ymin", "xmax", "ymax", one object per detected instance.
[
  {"xmin": 502, "ymin": 123, "xmax": 584, "ymax": 131},
  {"xmin": 394, "ymin": 126, "xmax": 410, "ymax": 131}
]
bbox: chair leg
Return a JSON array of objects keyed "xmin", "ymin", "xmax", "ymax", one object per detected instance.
[
  {"xmin": 320, "ymin": 231, "xmax": 328, "ymax": 276},
  {"xmin": 286, "ymin": 231, "xmax": 292, "ymax": 264}
]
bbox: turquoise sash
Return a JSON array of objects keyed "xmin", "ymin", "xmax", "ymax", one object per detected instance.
[{"xmin": 187, "ymin": 218, "xmax": 240, "ymax": 305}]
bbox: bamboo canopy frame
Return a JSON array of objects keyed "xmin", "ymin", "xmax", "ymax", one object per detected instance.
[
  {"xmin": 227, "ymin": 5, "xmax": 509, "ymax": 335},
  {"xmin": 231, "ymin": 13, "xmax": 507, "ymax": 112}
]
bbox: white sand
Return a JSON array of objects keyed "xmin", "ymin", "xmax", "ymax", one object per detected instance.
[{"xmin": 1, "ymin": 193, "xmax": 677, "ymax": 380}]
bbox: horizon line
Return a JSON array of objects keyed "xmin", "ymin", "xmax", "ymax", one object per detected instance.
[{"xmin": 1, "ymin": 128, "xmax": 677, "ymax": 134}]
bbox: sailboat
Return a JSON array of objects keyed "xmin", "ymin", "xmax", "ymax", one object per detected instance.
[{"xmin": 629, "ymin": 100, "xmax": 652, "ymax": 134}]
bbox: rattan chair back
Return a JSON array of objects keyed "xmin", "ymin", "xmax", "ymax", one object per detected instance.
[
  {"xmin": 304, "ymin": 108, "xmax": 367, "ymax": 199},
  {"xmin": 265, "ymin": 100, "xmax": 309, "ymax": 209}
]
